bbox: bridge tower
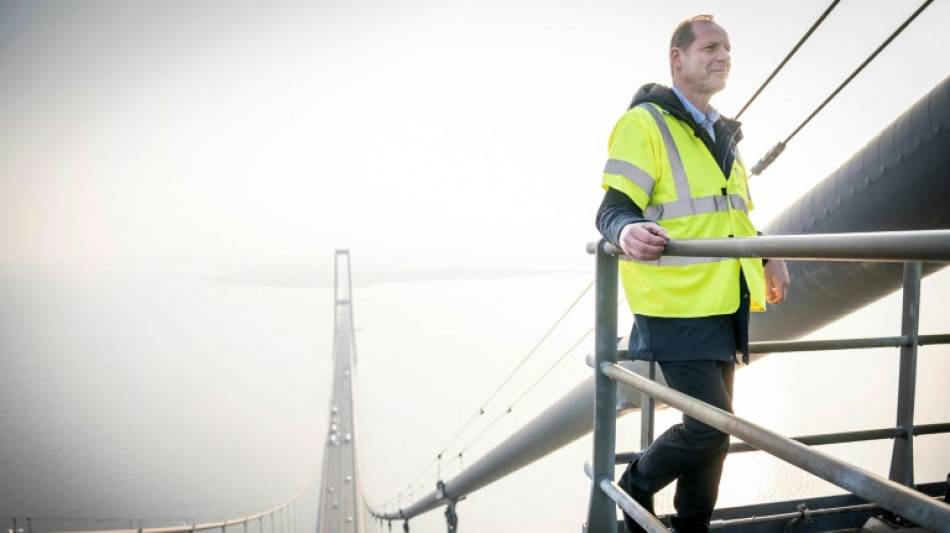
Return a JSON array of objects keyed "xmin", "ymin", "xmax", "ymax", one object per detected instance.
[{"xmin": 317, "ymin": 250, "xmax": 363, "ymax": 533}]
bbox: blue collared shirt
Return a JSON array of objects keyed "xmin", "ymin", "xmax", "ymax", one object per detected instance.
[{"xmin": 672, "ymin": 85, "xmax": 720, "ymax": 141}]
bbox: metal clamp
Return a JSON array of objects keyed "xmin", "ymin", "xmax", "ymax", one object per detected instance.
[
  {"xmin": 783, "ymin": 503, "xmax": 813, "ymax": 532},
  {"xmin": 444, "ymin": 500, "xmax": 458, "ymax": 532}
]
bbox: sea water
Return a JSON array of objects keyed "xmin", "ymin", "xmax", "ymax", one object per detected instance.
[{"xmin": 1, "ymin": 265, "xmax": 948, "ymax": 533}]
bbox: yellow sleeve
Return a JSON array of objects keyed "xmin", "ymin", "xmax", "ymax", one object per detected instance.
[{"xmin": 601, "ymin": 107, "xmax": 663, "ymax": 211}]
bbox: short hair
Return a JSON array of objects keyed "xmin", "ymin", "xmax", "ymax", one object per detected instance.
[{"xmin": 670, "ymin": 14, "xmax": 715, "ymax": 50}]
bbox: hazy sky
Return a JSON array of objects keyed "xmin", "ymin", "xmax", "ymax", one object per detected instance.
[
  {"xmin": 2, "ymin": 0, "xmax": 947, "ymax": 280},
  {"xmin": 2, "ymin": 1, "xmax": 950, "ymax": 530}
]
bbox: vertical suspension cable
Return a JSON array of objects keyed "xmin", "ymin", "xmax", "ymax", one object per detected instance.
[
  {"xmin": 735, "ymin": 0, "xmax": 841, "ymax": 119},
  {"xmin": 749, "ymin": 0, "xmax": 935, "ymax": 176},
  {"xmin": 783, "ymin": 0, "xmax": 933, "ymax": 144}
]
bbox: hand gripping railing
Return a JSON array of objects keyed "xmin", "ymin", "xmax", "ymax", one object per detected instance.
[
  {"xmin": 585, "ymin": 230, "xmax": 950, "ymax": 533},
  {"xmin": 590, "ymin": 229, "xmax": 950, "ymax": 263}
]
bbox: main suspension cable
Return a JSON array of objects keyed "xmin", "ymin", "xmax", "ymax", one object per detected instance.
[
  {"xmin": 433, "ymin": 279, "xmax": 593, "ymax": 459},
  {"xmin": 442, "ymin": 297, "xmax": 628, "ymax": 476},
  {"xmin": 749, "ymin": 0, "xmax": 934, "ymax": 176},
  {"xmin": 430, "ymin": 325, "xmax": 595, "ymax": 479},
  {"xmin": 374, "ymin": 279, "xmax": 594, "ymax": 510}
]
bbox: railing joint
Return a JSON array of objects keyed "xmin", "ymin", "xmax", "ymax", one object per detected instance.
[{"xmin": 783, "ymin": 503, "xmax": 814, "ymax": 531}]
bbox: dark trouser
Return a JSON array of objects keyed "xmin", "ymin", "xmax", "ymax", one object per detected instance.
[{"xmin": 619, "ymin": 360, "xmax": 735, "ymax": 533}]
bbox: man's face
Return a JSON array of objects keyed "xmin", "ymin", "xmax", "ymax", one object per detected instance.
[{"xmin": 672, "ymin": 21, "xmax": 731, "ymax": 96}]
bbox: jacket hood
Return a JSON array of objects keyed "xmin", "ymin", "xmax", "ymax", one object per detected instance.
[
  {"xmin": 628, "ymin": 83, "xmax": 685, "ymax": 114},
  {"xmin": 626, "ymin": 83, "xmax": 744, "ymax": 178}
]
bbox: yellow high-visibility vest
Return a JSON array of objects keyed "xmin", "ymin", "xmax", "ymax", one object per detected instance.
[{"xmin": 603, "ymin": 102, "xmax": 766, "ymax": 317}]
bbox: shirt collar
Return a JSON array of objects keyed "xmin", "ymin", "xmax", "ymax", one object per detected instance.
[{"xmin": 671, "ymin": 85, "xmax": 720, "ymax": 140}]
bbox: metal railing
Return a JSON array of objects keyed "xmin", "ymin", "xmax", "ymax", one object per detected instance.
[
  {"xmin": 4, "ymin": 478, "xmax": 318, "ymax": 533},
  {"xmin": 10, "ymin": 232, "xmax": 949, "ymax": 533},
  {"xmin": 585, "ymin": 230, "xmax": 950, "ymax": 533}
]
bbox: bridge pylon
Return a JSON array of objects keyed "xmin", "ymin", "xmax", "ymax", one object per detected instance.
[{"xmin": 317, "ymin": 250, "xmax": 363, "ymax": 533}]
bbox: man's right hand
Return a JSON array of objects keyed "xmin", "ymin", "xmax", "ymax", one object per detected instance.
[{"xmin": 619, "ymin": 222, "xmax": 669, "ymax": 261}]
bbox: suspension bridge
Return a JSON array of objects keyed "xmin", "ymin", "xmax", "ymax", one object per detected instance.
[
  {"xmin": 331, "ymin": 70, "xmax": 950, "ymax": 532},
  {"xmin": 316, "ymin": 251, "xmax": 362, "ymax": 532},
  {"xmin": 4, "ymin": 3, "xmax": 950, "ymax": 532}
]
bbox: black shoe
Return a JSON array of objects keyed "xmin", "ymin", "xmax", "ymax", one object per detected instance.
[
  {"xmin": 618, "ymin": 454, "xmax": 654, "ymax": 533},
  {"xmin": 669, "ymin": 513, "xmax": 711, "ymax": 533}
]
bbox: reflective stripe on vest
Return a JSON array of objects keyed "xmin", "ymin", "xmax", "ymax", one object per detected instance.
[
  {"xmin": 638, "ymin": 104, "xmax": 748, "ymax": 221},
  {"xmin": 612, "ymin": 103, "xmax": 766, "ymax": 315},
  {"xmin": 604, "ymin": 158, "xmax": 655, "ymax": 198},
  {"xmin": 619, "ymin": 254, "xmax": 732, "ymax": 267},
  {"xmin": 640, "ymin": 104, "xmax": 691, "ymax": 201},
  {"xmin": 644, "ymin": 194, "xmax": 749, "ymax": 220},
  {"xmin": 623, "ymin": 104, "xmax": 749, "ymax": 267}
]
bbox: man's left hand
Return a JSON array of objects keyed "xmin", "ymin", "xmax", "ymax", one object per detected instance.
[{"xmin": 764, "ymin": 259, "xmax": 790, "ymax": 304}]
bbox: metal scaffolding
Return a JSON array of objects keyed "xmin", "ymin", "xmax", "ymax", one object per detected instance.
[{"xmin": 585, "ymin": 231, "xmax": 950, "ymax": 533}]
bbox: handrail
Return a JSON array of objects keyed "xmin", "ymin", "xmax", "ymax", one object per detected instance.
[
  {"xmin": 615, "ymin": 423, "xmax": 950, "ymax": 461},
  {"xmin": 748, "ymin": 334, "xmax": 950, "ymax": 353},
  {"xmin": 583, "ymin": 463, "xmax": 667, "ymax": 533},
  {"xmin": 36, "ymin": 476, "xmax": 315, "ymax": 533},
  {"xmin": 608, "ymin": 334, "xmax": 950, "ymax": 358},
  {"xmin": 586, "ymin": 230, "xmax": 950, "ymax": 533},
  {"xmin": 587, "ymin": 229, "xmax": 950, "ymax": 262},
  {"xmin": 367, "ymin": 231, "xmax": 950, "ymax": 530},
  {"xmin": 599, "ymin": 363, "xmax": 950, "ymax": 531}
]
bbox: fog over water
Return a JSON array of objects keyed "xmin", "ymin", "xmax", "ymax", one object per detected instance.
[
  {"xmin": 1, "ymin": 1, "xmax": 949, "ymax": 532},
  {"xmin": 2, "ymin": 267, "xmax": 948, "ymax": 532}
]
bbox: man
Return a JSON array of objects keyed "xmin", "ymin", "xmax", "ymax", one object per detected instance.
[{"xmin": 595, "ymin": 15, "xmax": 790, "ymax": 533}]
